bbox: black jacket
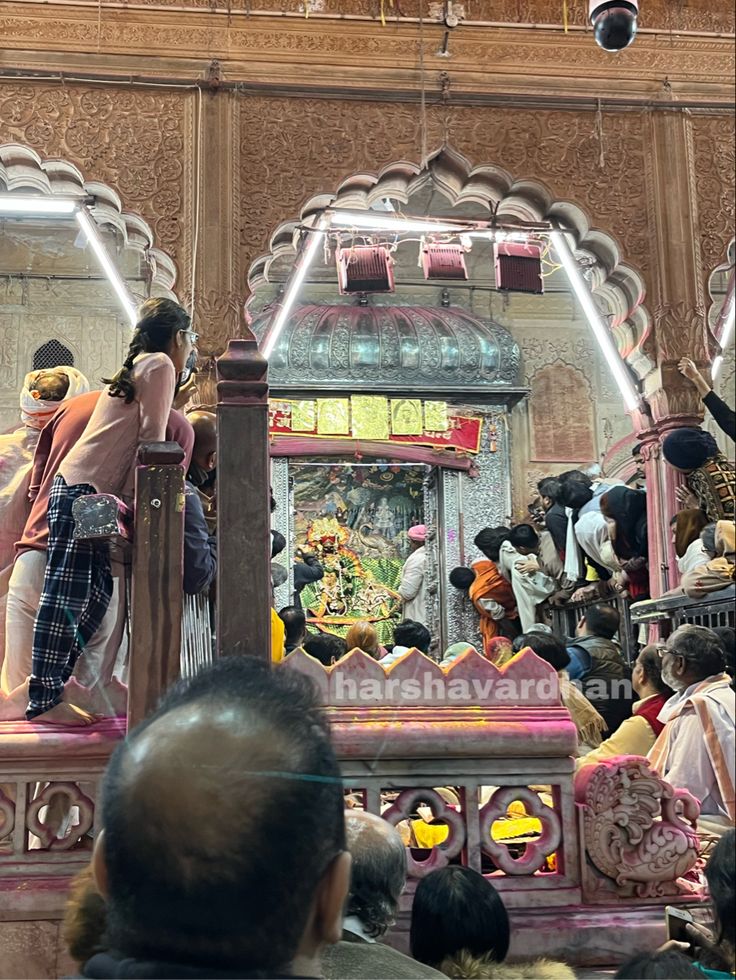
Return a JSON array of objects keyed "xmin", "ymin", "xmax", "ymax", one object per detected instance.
[
  {"xmin": 544, "ymin": 503, "xmax": 568, "ymax": 558},
  {"xmin": 704, "ymin": 390, "xmax": 735, "ymax": 442},
  {"xmin": 293, "ymin": 555, "xmax": 324, "ymax": 608},
  {"xmin": 567, "ymin": 634, "xmax": 633, "ymax": 735}
]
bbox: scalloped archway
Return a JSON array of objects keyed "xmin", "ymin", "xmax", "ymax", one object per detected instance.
[
  {"xmin": 245, "ymin": 145, "xmax": 653, "ymax": 385},
  {"xmin": 0, "ymin": 142, "xmax": 178, "ymax": 298}
]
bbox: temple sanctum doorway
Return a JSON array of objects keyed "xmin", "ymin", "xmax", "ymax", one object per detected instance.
[{"xmin": 252, "ymin": 146, "xmax": 651, "ymax": 649}]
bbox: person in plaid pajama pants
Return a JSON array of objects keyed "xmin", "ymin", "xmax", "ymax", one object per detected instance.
[
  {"xmin": 27, "ymin": 476, "xmax": 114, "ymax": 719},
  {"xmin": 26, "ymin": 298, "xmax": 196, "ymax": 725}
]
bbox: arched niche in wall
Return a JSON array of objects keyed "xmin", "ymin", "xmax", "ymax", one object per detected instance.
[
  {"xmin": 0, "ymin": 142, "xmax": 178, "ymax": 431},
  {"xmin": 245, "ymin": 145, "xmax": 652, "ymax": 522},
  {"xmin": 529, "ymin": 362, "xmax": 596, "ymax": 464},
  {"xmin": 32, "ymin": 339, "xmax": 75, "ymax": 371}
]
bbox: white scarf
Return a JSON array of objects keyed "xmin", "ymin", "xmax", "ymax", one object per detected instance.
[{"xmin": 20, "ymin": 367, "xmax": 91, "ymax": 430}]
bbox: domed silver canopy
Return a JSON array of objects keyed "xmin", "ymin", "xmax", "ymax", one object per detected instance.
[{"xmin": 254, "ymin": 304, "xmax": 521, "ymax": 395}]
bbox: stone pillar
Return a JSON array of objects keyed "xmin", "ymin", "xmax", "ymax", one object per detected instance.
[
  {"xmin": 644, "ymin": 111, "xmax": 713, "ymax": 423},
  {"xmin": 193, "ymin": 85, "xmax": 242, "ymax": 358},
  {"xmin": 216, "ymin": 335, "xmax": 271, "ymax": 659},
  {"xmin": 639, "ymin": 111, "xmax": 717, "ymax": 594}
]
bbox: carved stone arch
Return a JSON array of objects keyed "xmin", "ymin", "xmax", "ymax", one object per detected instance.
[
  {"xmin": 246, "ymin": 144, "xmax": 653, "ymax": 383},
  {"xmin": 0, "ymin": 142, "xmax": 178, "ymax": 298}
]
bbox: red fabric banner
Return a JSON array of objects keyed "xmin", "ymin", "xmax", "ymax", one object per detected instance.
[{"xmin": 268, "ymin": 402, "xmax": 483, "ymax": 454}]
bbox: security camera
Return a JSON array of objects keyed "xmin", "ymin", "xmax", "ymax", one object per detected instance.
[{"xmin": 589, "ymin": 0, "xmax": 639, "ymax": 51}]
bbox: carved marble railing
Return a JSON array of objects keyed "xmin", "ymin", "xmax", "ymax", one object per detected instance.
[
  {"xmin": 0, "ymin": 719, "xmax": 125, "ymax": 879},
  {"xmin": 1, "ymin": 645, "xmax": 704, "ymax": 966},
  {"xmin": 280, "ymin": 645, "xmax": 703, "ymax": 929}
]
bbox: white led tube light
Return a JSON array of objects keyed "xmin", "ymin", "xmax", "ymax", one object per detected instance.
[
  {"xmin": 551, "ymin": 229, "xmax": 640, "ymax": 413},
  {"xmin": 262, "ymin": 215, "xmax": 332, "ymax": 360},
  {"xmin": 713, "ymin": 293, "xmax": 735, "ymax": 381},
  {"xmin": 328, "ymin": 210, "xmax": 470, "ymax": 235},
  {"xmin": 0, "ymin": 194, "xmax": 79, "ymax": 215},
  {"xmin": 76, "ymin": 207, "xmax": 138, "ymax": 327}
]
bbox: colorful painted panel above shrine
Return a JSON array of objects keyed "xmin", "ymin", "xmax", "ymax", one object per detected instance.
[{"xmin": 269, "ymin": 399, "xmax": 482, "ymax": 454}]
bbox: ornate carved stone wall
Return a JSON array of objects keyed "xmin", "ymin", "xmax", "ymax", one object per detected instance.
[
  {"xmin": 0, "ymin": 13, "xmax": 732, "ymax": 521},
  {"xmin": 691, "ymin": 114, "xmax": 736, "ymax": 281},
  {"xmin": 0, "ymin": 83, "xmax": 194, "ymax": 287},
  {"xmin": 5, "ymin": 0, "xmax": 733, "ymax": 33},
  {"xmin": 238, "ymin": 96, "xmax": 651, "ymax": 282}
]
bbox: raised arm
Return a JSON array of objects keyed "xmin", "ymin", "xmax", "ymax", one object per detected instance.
[{"xmin": 679, "ymin": 357, "xmax": 735, "ymax": 441}]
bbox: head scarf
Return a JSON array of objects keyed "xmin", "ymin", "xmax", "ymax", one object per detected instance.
[
  {"xmin": 674, "ymin": 508, "xmax": 709, "ymax": 558},
  {"xmin": 345, "ymin": 621, "xmax": 379, "ymax": 657},
  {"xmin": 19, "ymin": 366, "xmax": 90, "ymax": 430},
  {"xmin": 441, "ymin": 642, "xmax": 479, "ymax": 667},
  {"xmin": 707, "ymin": 520, "xmax": 736, "ymax": 579},
  {"xmin": 408, "ymin": 524, "xmax": 427, "ymax": 543},
  {"xmin": 662, "ymin": 427, "xmax": 719, "ymax": 470},
  {"xmin": 715, "ymin": 520, "xmax": 736, "ymax": 558},
  {"xmin": 600, "ymin": 485, "xmax": 648, "ymax": 560},
  {"xmin": 485, "ymin": 636, "xmax": 514, "ymax": 667}
]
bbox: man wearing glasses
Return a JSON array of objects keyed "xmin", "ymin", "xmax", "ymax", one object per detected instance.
[{"xmin": 649, "ymin": 625, "xmax": 734, "ymax": 835}]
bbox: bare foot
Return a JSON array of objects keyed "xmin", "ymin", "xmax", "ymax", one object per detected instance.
[
  {"xmin": 32, "ymin": 701, "xmax": 99, "ymax": 726},
  {"xmin": 0, "ymin": 679, "xmax": 30, "ymax": 722}
]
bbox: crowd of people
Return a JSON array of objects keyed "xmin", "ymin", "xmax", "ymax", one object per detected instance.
[
  {"xmin": 0, "ymin": 299, "xmax": 734, "ymax": 977},
  {"xmin": 0, "ymin": 298, "xmax": 215, "ymax": 725}
]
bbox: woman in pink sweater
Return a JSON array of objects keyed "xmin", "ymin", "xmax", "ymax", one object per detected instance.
[{"xmin": 27, "ymin": 298, "xmax": 196, "ymax": 725}]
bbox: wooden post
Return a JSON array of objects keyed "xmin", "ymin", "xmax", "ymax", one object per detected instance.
[
  {"xmin": 216, "ymin": 334, "xmax": 271, "ymax": 659},
  {"xmin": 127, "ymin": 442, "xmax": 185, "ymax": 729}
]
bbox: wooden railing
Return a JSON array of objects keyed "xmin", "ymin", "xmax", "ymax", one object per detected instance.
[{"xmin": 127, "ymin": 442, "xmax": 186, "ymax": 728}]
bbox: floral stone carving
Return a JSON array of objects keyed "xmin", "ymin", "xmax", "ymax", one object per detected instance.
[{"xmin": 575, "ymin": 756, "xmax": 701, "ymax": 899}]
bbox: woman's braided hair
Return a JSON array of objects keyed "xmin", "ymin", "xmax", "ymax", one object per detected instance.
[{"xmin": 103, "ymin": 297, "xmax": 191, "ymax": 403}]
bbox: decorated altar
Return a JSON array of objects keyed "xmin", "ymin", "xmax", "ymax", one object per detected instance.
[{"xmin": 259, "ymin": 302, "xmax": 525, "ymax": 650}]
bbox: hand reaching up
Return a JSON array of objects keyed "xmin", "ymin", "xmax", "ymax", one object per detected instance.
[{"xmin": 678, "ymin": 357, "xmax": 711, "ymax": 397}]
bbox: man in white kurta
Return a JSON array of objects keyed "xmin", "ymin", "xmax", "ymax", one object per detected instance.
[
  {"xmin": 398, "ymin": 524, "xmax": 427, "ymax": 626},
  {"xmin": 497, "ymin": 525, "xmax": 555, "ymax": 633},
  {"xmin": 649, "ymin": 624, "xmax": 735, "ymax": 834}
]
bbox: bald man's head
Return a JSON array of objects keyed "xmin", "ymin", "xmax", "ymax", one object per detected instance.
[
  {"xmin": 98, "ymin": 658, "xmax": 346, "ymax": 972},
  {"xmin": 345, "ymin": 809, "xmax": 407, "ymax": 939},
  {"xmin": 187, "ymin": 410, "xmax": 217, "ymax": 474}
]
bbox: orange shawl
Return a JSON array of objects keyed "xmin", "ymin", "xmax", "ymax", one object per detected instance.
[{"xmin": 469, "ymin": 559, "xmax": 518, "ymax": 655}]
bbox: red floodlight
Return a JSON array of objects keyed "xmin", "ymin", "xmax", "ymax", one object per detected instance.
[
  {"xmin": 421, "ymin": 242, "xmax": 468, "ymax": 280},
  {"xmin": 336, "ymin": 245, "xmax": 395, "ymax": 294},
  {"xmin": 494, "ymin": 241, "xmax": 544, "ymax": 294}
]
